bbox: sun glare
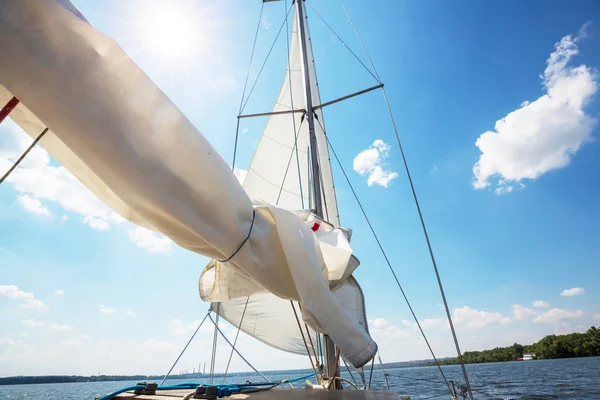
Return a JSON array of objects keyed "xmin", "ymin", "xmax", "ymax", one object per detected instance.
[
  {"xmin": 125, "ymin": 0, "xmax": 221, "ymax": 69},
  {"xmin": 138, "ymin": 5, "xmax": 196, "ymax": 62}
]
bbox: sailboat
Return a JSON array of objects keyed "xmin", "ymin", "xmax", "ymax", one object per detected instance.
[{"xmin": 0, "ymin": 1, "xmax": 474, "ymax": 399}]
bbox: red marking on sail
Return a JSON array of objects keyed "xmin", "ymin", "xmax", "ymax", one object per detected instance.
[
  {"xmin": 0, "ymin": 97, "xmax": 19, "ymax": 124},
  {"xmin": 311, "ymin": 222, "xmax": 320, "ymax": 232}
]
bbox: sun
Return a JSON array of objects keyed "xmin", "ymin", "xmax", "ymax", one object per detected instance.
[
  {"xmin": 124, "ymin": 0, "xmax": 218, "ymax": 67},
  {"xmin": 137, "ymin": 4, "xmax": 197, "ymax": 62}
]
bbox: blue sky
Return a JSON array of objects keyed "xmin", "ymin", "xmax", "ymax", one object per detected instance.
[{"xmin": 1, "ymin": 0, "xmax": 600, "ymax": 376}]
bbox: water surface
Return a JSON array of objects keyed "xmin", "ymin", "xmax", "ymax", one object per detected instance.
[{"xmin": 1, "ymin": 357, "xmax": 598, "ymax": 399}]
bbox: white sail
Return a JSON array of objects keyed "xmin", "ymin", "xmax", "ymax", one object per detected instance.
[
  {"xmin": 242, "ymin": 7, "xmax": 339, "ymax": 226},
  {"xmin": 0, "ymin": 0, "xmax": 376, "ymax": 367},
  {"xmin": 211, "ymin": 5, "xmax": 369, "ymax": 363},
  {"xmin": 215, "ymin": 277, "xmax": 369, "ymax": 358}
]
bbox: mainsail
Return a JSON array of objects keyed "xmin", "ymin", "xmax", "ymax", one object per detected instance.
[
  {"xmin": 210, "ymin": 7, "xmax": 370, "ymax": 361},
  {"xmin": 0, "ymin": 0, "xmax": 376, "ymax": 367},
  {"xmin": 242, "ymin": 8, "xmax": 339, "ymax": 226}
]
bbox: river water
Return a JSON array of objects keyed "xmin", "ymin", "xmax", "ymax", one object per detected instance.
[{"xmin": 0, "ymin": 357, "xmax": 598, "ymax": 399}]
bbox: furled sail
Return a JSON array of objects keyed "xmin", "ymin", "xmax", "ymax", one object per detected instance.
[
  {"xmin": 0, "ymin": 0, "xmax": 376, "ymax": 367},
  {"xmin": 209, "ymin": 5, "xmax": 371, "ymax": 363}
]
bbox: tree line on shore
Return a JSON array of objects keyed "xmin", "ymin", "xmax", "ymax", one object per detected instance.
[{"xmin": 433, "ymin": 326, "xmax": 600, "ymax": 365}]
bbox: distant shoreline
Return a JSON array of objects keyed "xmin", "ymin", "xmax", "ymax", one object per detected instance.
[
  {"xmin": 426, "ymin": 326, "xmax": 599, "ymax": 366},
  {"xmin": 0, "ymin": 359, "xmax": 438, "ymax": 386}
]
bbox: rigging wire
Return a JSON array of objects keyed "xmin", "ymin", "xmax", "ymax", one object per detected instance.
[
  {"xmin": 297, "ymin": 303, "xmax": 320, "ymax": 368},
  {"xmin": 208, "ymin": 313, "xmax": 273, "ymax": 383},
  {"xmin": 336, "ymin": 1, "xmax": 474, "ymax": 397},
  {"xmin": 209, "ymin": 305, "xmax": 220, "ymax": 384},
  {"xmin": 240, "ymin": 4, "xmax": 294, "ymax": 114},
  {"xmin": 159, "ymin": 311, "xmax": 210, "ymax": 386},
  {"xmin": 221, "ymin": 297, "xmax": 250, "ymax": 383},
  {"xmin": 378, "ymin": 353, "xmax": 391, "ymax": 391},
  {"xmin": 231, "ymin": 2, "xmax": 265, "ymax": 171},
  {"xmin": 283, "ymin": 0, "xmax": 305, "ymax": 208},
  {"xmin": 316, "ymin": 116, "xmax": 452, "ymax": 395},
  {"xmin": 379, "ymin": 84, "xmax": 473, "ymax": 400},
  {"xmin": 367, "ymin": 357, "xmax": 375, "ymax": 390},
  {"xmin": 341, "ymin": 358, "xmax": 359, "ymax": 388},
  {"xmin": 275, "ymin": 118, "xmax": 306, "ymax": 206},
  {"xmin": 304, "ymin": 1, "xmax": 380, "ymax": 84},
  {"xmin": 0, "ymin": 127, "xmax": 48, "ymax": 185},
  {"xmin": 290, "ymin": 301, "xmax": 321, "ymax": 382}
]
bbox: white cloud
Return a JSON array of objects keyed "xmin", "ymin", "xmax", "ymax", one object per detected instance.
[
  {"xmin": 368, "ymin": 318, "xmax": 410, "ymax": 339},
  {"xmin": 83, "ymin": 216, "xmax": 110, "ymax": 230},
  {"xmin": 55, "ymin": 289, "xmax": 65, "ymax": 296},
  {"xmin": 0, "ymin": 119, "xmax": 123, "ymax": 229},
  {"xmin": 96, "ymin": 303, "xmax": 138, "ymax": 317},
  {"xmin": 170, "ymin": 318, "xmax": 211, "ymax": 335},
  {"xmin": 594, "ymin": 313, "xmax": 600, "ymax": 322},
  {"xmin": 0, "ymin": 285, "xmax": 34, "ymax": 300},
  {"xmin": 533, "ymin": 308, "xmax": 584, "ymax": 323},
  {"xmin": 533, "ymin": 300, "xmax": 549, "ymax": 308},
  {"xmin": 512, "ymin": 304, "xmax": 537, "ymax": 320},
  {"xmin": 452, "ymin": 306, "xmax": 512, "ymax": 329},
  {"xmin": 128, "ymin": 227, "xmax": 172, "ymax": 253},
  {"xmin": 61, "ymin": 215, "xmax": 69, "ymax": 222},
  {"xmin": 48, "ymin": 323, "xmax": 73, "ymax": 332},
  {"xmin": 560, "ymin": 287, "xmax": 585, "ymax": 296},
  {"xmin": 353, "ymin": 139, "xmax": 398, "ymax": 187},
  {"xmin": 96, "ymin": 303, "xmax": 116, "ymax": 315},
  {"xmin": 21, "ymin": 298, "xmax": 49, "ymax": 310},
  {"xmin": 473, "ymin": 25, "xmax": 597, "ymax": 193},
  {"xmin": 21, "ymin": 319, "xmax": 44, "ymax": 328},
  {"xmin": 420, "ymin": 318, "xmax": 447, "ymax": 329},
  {"xmin": 0, "ymin": 285, "xmax": 47, "ymax": 310},
  {"xmin": 233, "ymin": 168, "xmax": 247, "ymax": 185},
  {"xmin": 16, "ymin": 194, "xmax": 51, "ymax": 216},
  {"xmin": 241, "ymin": 127, "xmax": 249, "ymax": 135}
]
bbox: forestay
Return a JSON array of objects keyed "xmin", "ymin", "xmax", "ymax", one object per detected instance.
[{"xmin": 0, "ymin": 0, "xmax": 376, "ymax": 366}]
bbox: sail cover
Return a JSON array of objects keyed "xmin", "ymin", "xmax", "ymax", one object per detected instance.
[
  {"xmin": 0, "ymin": 0, "xmax": 376, "ymax": 367},
  {"xmin": 210, "ymin": 6, "xmax": 371, "ymax": 361}
]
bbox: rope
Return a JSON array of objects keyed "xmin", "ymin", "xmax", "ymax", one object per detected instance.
[
  {"xmin": 318, "ymin": 116, "xmax": 452, "ymax": 395},
  {"xmin": 284, "ymin": 0, "xmax": 305, "ymax": 208},
  {"xmin": 209, "ymin": 307, "xmax": 220, "ymax": 384},
  {"xmin": 335, "ymin": 376, "xmax": 360, "ymax": 390},
  {"xmin": 208, "ymin": 313, "xmax": 272, "ymax": 383},
  {"xmin": 159, "ymin": 312, "xmax": 210, "ymax": 386},
  {"xmin": 338, "ymin": 2, "xmax": 472, "ymax": 396},
  {"xmin": 0, "ymin": 127, "xmax": 48, "ymax": 185},
  {"xmin": 218, "ymin": 209, "xmax": 255, "ymax": 263},
  {"xmin": 304, "ymin": 1, "xmax": 380, "ymax": 84},
  {"xmin": 240, "ymin": 4, "xmax": 294, "ymax": 114},
  {"xmin": 222, "ymin": 297, "xmax": 250, "ymax": 383},
  {"xmin": 290, "ymin": 301, "xmax": 320, "ymax": 382}
]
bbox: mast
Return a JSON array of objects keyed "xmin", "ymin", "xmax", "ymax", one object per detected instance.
[
  {"xmin": 295, "ymin": 0, "xmax": 338, "ymax": 386},
  {"xmin": 296, "ymin": 0, "xmax": 323, "ymax": 219}
]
